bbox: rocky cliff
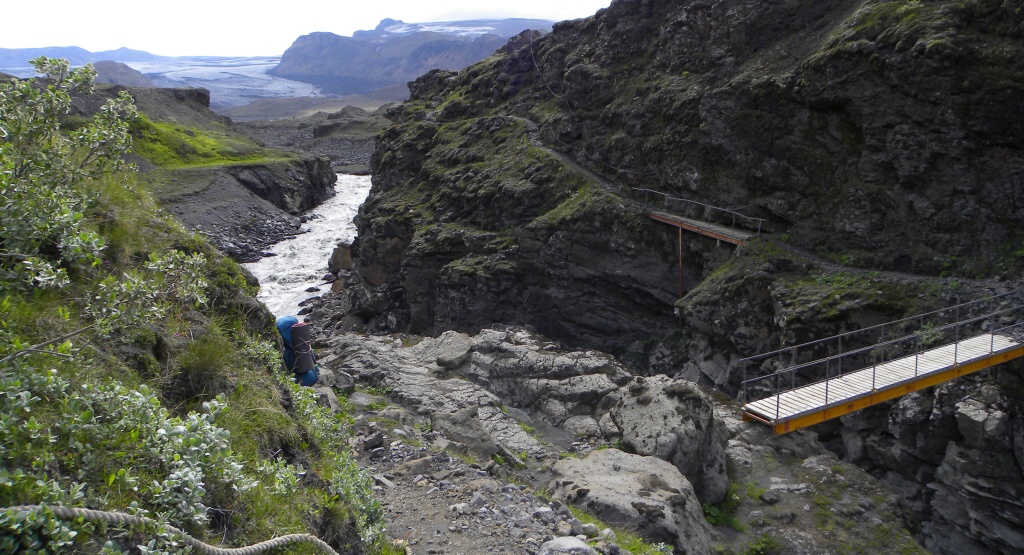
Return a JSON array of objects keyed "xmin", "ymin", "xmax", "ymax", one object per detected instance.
[
  {"xmin": 315, "ymin": 0, "xmax": 1024, "ymax": 552},
  {"xmin": 328, "ymin": 0, "xmax": 1023, "ymax": 353}
]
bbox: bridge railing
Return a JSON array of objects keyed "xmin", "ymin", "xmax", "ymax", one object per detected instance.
[
  {"xmin": 740, "ymin": 296, "xmax": 1024, "ymax": 415},
  {"xmin": 634, "ymin": 188, "xmax": 766, "ymax": 236}
]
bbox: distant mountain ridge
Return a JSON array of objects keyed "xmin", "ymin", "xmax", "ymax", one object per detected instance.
[
  {"xmin": 0, "ymin": 46, "xmax": 161, "ymax": 68},
  {"xmin": 270, "ymin": 18, "xmax": 554, "ymax": 95}
]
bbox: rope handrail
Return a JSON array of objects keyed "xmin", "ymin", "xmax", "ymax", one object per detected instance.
[
  {"xmin": 3, "ymin": 505, "xmax": 340, "ymax": 555},
  {"xmin": 634, "ymin": 187, "xmax": 767, "ymax": 229},
  {"xmin": 739, "ymin": 291, "xmax": 1021, "ymax": 364},
  {"xmin": 741, "ymin": 303, "xmax": 1024, "ymax": 388}
]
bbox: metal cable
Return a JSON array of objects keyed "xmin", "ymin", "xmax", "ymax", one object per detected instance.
[{"xmin": 5, "ymin": 505, "xmax": 340, "ymax": 555}]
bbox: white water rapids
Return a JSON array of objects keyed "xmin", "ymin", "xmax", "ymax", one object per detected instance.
[{"xmin": 242, "ymin": 174, "xmax": 372, "ymax": 317}]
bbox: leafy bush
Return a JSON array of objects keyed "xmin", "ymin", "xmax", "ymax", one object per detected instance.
[{"xmin": 0, "ymin": 57, "xmax": 136, "ymax": 291}]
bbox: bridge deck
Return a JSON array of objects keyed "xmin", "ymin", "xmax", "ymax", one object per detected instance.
[
  {"xmin": 647, "ymin": 211, "xmax": 756, "ymax": 246},
  {"xmin": 743, "ymin": 332, "xmax": 1024, "ymax": 434}
]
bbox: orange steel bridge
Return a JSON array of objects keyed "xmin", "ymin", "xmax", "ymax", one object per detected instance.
[{"xmin": 739, "ymin": 295, "xmax": 1024, "ymax": 434}]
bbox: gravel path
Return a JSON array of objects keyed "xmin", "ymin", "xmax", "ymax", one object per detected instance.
[{"xmin": 350, "ymin": 418, "xmax": 621, "ymax": 555}]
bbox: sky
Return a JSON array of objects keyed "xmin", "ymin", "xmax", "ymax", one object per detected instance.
[{"xmin": 1, "ymin": 0, "xmax": 612, "ymax": 57}]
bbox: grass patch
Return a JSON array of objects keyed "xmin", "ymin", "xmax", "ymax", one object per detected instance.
[
  {"xmin": 130, "ymin": 114, "xmax": 289, "ymax": 168},
  {"xmin": 565, "ymin": 505, "xmax": 672, "ymax": 555}
]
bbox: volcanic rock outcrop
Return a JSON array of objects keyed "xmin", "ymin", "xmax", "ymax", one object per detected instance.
[
  {"xmin": 307, "ymin": 0, "xmax": 1024, "ymax": 551},
  {"xmin": 324, "ymin": 0, "xmax": 1024, "ymax": 357},
  {"xmin": 314, "ymin": 327, "xmax": 730, "ymax": 505}
]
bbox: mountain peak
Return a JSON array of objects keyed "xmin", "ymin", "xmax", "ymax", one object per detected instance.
[{"xmin": 375, "ymin": 18, "xmax": 405, "ymax": 31}]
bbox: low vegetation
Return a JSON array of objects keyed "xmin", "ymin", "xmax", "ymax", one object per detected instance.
[
  {"xmin": 564, "ymin": 505, "xmax": 673, "ymax": 555},
  {"xmin": 130, "ymin": 114, "xmax": 289, "ymax": 168},
  {"xmin": 0, "ymin": 58, "xmax": 394, "ymax": 554}
]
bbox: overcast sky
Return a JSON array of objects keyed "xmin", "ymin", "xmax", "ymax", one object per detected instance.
[{"xmin": 2, "ymin": 0, "xmax": 612, "ymax": 57}]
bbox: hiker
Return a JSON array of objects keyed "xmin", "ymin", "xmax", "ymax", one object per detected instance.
[{"xmin": 275, "ymin": 315, "xmax": 320, "ymax": 386}]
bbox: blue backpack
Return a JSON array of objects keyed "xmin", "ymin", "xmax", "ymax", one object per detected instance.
[{"xmin": 275, "ymin": 316, "xmax": 319, "ymax": 386}]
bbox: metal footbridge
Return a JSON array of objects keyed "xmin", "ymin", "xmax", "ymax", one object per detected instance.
[
  {"xmin": 740, "ymin": 295, "xmax": 1024, "ymax": 434},
  {"xmin": 639, "ymin": 188, "xmax": 764, "ymax": 247},
  {"xmin": 638, "ymin": 189, "xmax": 765, "ymax": 296}
]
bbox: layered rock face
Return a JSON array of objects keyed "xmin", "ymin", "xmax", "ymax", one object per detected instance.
[
  {"xmin": 322, "ymin": 0, "xmax": 1024, "ymax": 551},
  {"xmin": 155, "ymin": 157, "xmax": 336, "ymax": 261},
  {"xmin": 331, "ymin": 0, "xmax": 1024, "ymax": 356},
  {"xmin": 832, "ymin": 371, "xmax": 1024, "ymax": 555},
  {"xmin": 503, "ymin": 0, "xmax": 1024, "ymax": 275},
  {"xmin": 72, "ymin": 85, "xmax": 338, "ymax": 261}
]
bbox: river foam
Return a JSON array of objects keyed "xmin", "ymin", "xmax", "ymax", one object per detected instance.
[{"xmin": 243, "ymin": 174, "xmax": 371, "ymax": 317}]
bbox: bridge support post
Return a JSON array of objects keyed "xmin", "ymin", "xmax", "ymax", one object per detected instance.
[{"xmin": 678, "ymin": 228, "xmax": 683, "ymax": 298}]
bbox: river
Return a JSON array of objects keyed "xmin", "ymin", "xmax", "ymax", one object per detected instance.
[{"xmin": 242, "ymin": 174, "xmax": 372, "ymax": 317}]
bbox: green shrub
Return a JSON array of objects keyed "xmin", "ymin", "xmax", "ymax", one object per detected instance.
[
  {"xmin": 703, "ymin": 483, "xmax": 745, "ymax": 531},
  {"xmin": 744, "ymin": 534, "xmax": 782, "ymax": 555}
]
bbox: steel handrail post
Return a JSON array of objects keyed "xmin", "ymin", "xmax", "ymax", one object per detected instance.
[
  {"xmin": 871, "ymin": 349, "xmax": 876, "ymax": 391},
  {"xmin": 989, "ymin": 313, "xmax": 995, "ymax": 353},
  {"xmin": 742, "ymin": 362, "xmax": 747, "ymax": 403},
  {"xmin": 955, "ymin": 303, "xmax": 960, "ymax": 363},
  {"xmin": 917, "ymin": 327, "xmax": 925, "ymax": 380},
  {"xmin": 775, "ymin": 373, "xmax": 781, "ymax": 423},
  {"xmin": 825, "ymin": 373, "xmax": 829, "ymax": 407}
]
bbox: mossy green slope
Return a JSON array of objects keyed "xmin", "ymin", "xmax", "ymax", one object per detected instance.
[{"xmin": 2, "ymin": 85, "xmax": 394, "ymax": 554}]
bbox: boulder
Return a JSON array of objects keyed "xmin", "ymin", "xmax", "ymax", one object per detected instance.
[
  {"xmin": 313, "ymin": 385, "xmax": 340, "ymax": 413},
  {"xmin": 550, "ymin": 449, "xmax": 711, "ymax": 555},
  {"xmin": 317, "ymin": 367, "xmax": 355, "ymax": 394},
  {"xmin": 537, "ymin": 537, "xmax": 596, "ymax": 555},
  {"xmin": 431, "ymin": 406, "xmax": 500, "ymax": 458},
  {"xmin": 435, "ymin": 331, "xmax": 472, "ymax": 369},
  {"xmin": 328, "ymin": 243, "xmax": 354, "ymax": 273},
  {"xmin": 608, "ymin": 376, "xmax": 729, "ymax": 503},
  {"xmin": 955, "ymin": 399, "xmax": 1011, "ymax": 450}
]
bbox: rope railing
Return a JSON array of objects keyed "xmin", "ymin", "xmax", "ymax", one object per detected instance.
[
  {"xmin": 3, "ymin": 505, "xmax": 341, "ymax": 555},
  {"xmin": 740, "ymin": 302, "xmax": 1024, "ymax": 412},
  {"xmin": 634, "ymin": 187, "xmax": 766, "ymax": 236}
]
